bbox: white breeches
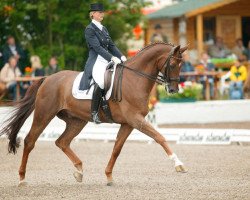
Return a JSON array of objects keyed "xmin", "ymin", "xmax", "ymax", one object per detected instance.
[{"xmin": 92, "ymin": 55, "xmax": 109, "ymax": 89}]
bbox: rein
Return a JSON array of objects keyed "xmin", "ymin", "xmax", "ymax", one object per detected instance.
[
  {"xmin": 119, "ymin": 63, "xmax": 165, "ymax": 84},
  {"xmin": 119, "ymin": 47, "xmax": 181, "ymax": 85},
  {"xmin": 111, "ymin": 46, "xmax": 182, "ymax": 102}
]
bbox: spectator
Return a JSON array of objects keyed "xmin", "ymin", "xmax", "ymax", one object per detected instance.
[
  {"xmin": 0, "ymin": 56, "xmax": 22, "ymax": 100},
  {"xmin": 208, "ymin": 37, "xmax": 230, "ymax": 58},
  {"xmin": 229, "ymin": 59, "xmax": 247, "ymax": 99},
  {"xmin": 198, "ymin": 52, "xmax": 216, "ymax": 99},
  {"xmin": 45, "ymin": 56, "xmax": 60, "ymax": 76},
  {"xmin": 232, "ymin": 38, "xmax": 246, "ymax": 59},
  {"xmin": 2, "ymin": 35, "xmax": 26, "ymax": 72},
  {"xmin": 243, "ymin": 40, "xmax": 250, "ymax": 61},
  {"xmin": 0, "ymin": 47, "xmax": 3, "ymax": 71},
  {"xmin": 180, "ymin": 52, "xmax": 195, "ymax": 82},
  {"xmin": 150, "ymin": 24, "xmax": 168, "ymax": 43},
  {"xmin": 30, "ymin": 55, "xmax": 45, "ymax": 76}
]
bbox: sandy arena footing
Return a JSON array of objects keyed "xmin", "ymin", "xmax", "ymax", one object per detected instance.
[{"xmin": 0, "ymin": 140, "xmax": 249, "ymax": 200}]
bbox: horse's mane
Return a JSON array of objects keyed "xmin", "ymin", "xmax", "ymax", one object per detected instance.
[
  {"xmin": 138, "ymin": 42, "xmax": 175, "ymax": 53},
  {"xmin": 128, "ymin": 42, "xmax": 175, "ymax": 61}
]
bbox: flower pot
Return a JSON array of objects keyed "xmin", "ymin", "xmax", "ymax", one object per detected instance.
[{"xmin": 159, "ymin": 98, "xmax": 196, "ymax": 103}]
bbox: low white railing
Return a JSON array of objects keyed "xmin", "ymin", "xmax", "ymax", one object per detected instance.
[{"xmin": 1, "ymin": 103, "xmax": 250, "ymax": 145}]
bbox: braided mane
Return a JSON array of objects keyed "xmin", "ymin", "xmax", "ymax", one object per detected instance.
[
  {"xmin": 128, "ymin": 42, "xmax": 175, "ymax": 61},
  {"xmin": 138, "ymin": 42, "xmax": 175, "ymax": 53}
]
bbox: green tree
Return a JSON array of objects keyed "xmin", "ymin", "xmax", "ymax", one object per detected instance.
[{"xmin": 0, "ymin": 0, "xmax": 148, "ymax": 71}]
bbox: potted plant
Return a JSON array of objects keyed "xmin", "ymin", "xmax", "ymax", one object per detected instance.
[{"xmin": 157, "ymin": 81, "xmax": 203, "ymax": 103}]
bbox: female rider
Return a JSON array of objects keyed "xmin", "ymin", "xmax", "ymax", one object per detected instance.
[{"xmin": 79, "ymin": 3, "xmax": 127, "ymax": 124}]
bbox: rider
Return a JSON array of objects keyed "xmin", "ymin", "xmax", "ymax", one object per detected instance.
[{"xmin": 79, "ymin": 3, "xmax": 127, "ymax": 124}]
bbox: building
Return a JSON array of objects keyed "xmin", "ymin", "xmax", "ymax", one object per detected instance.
[
  {"xmin": 127, "ymin": 0, "xmax": 176, "ymax": 57},
  {"xmin": 146, "ymin": 0, "xmax": 250, "ymax": 60}
]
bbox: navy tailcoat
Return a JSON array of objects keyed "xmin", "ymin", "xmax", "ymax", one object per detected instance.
[{"xmin": 79, "ymin": 23, "xmax": 122, "ymax": 90}]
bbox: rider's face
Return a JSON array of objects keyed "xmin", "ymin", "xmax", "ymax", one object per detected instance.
[{"xmin": 92, "ymin": 11, "xmax": 104, "ymax": 22}]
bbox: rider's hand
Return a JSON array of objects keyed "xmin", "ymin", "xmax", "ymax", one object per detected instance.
[
  {"xmin": 121, "ymin": 55, "xmax": 127, "ymax": 62},
  {"xmin": 111, "ymin": 56, "xmax": 121, "ymax": 65}
]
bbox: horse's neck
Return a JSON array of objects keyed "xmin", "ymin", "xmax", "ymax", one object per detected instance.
[
  {"xmin": 123, "ymin": 45, "xmax": 169, "ymax": 99},
  {"xmin": 127, "ymin": 44, "xmax": 169, "ymax": 74}
]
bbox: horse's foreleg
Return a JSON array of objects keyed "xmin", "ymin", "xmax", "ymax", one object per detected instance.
[
  {"xmin": 131, "ymin": 116, "xmax": 187, "ymax": 173},
  {"xmin": 105, "ymin": 123, "xmax": 133, "ymax": 186},
  {"xmin": 55, "ymin": 118, "xmax": 87, "ymax": 183}
]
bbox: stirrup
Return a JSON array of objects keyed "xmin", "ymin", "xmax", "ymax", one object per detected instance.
[{"xmin": 92, "ymin": 112, "xmax": 101, "ymax": 124}]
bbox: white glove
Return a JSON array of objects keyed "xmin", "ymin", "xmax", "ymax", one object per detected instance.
[
  {"xmin": 111, "ymin": 56, "xmax": 121, "ymax": 65},
  {"xmin": 121, "ymin": 55, "xmax": 127, "ymax": 62}
]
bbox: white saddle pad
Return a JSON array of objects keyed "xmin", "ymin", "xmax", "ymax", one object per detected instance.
[{"xmin": 72, "ymin": 65, "xmax": 117, "ymax": 100}]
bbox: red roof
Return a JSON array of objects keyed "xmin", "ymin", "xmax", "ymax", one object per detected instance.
[{"xmin": 142, "ymin": 8, "xmax": 158, "ymax": 15}]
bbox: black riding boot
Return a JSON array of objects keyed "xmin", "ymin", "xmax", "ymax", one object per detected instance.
[{"xmin": 91, "ymin": 84, "xmax": 103, "ymax": 124}]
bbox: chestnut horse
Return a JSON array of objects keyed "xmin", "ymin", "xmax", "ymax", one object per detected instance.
[{"xmin": 1, "ymin": 42, "xmax": 187, "ymax": 186}]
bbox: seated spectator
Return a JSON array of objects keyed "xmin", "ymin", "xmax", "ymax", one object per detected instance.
[
  {"xmin": 229, "ymin": 60, "xmax": 247, "ymax": 99},
  {"xmin": 208, "ymin": 37, "xmax": 230, "ymax": 58},
  {"xmin": 0, "ymin": 48, "xmax": 3, "ymax": 71},
  {"xmin": 243, "ymin": 40, "xmax": 250, "ymax": 61},
  {"xmin": 2, "ymin": 35, "xmax": 26, "ymax": 73},
  {"xmin": 232, "ymin": 38, "xmax": 246, "ymax": 59},
  {"xmin": 0, "ymin": 56, "xmax": 22, "ymax": 100},
  {"xmin": 150, "ymin": 24, "xmax": 168, "ymax": 43},
  {"xmin": 30, "ymin": 55, "xmax": 45, "ymax": 76},
  {"xmin": 45, "ymin": 56, "xmax": 60, "ymax": 76},
  {"xmin": 198, "ymin": 52, "xmax": 215, "ymax": 99},
  {"xmin": 180, "ymin": 52, "xmax": 195, "ymax": 82}
]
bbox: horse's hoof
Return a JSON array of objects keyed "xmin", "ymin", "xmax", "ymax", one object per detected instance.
[
  {"xmin": 107, "ymin": 181, "xmax": 113, "ymax": 186},
  {"xmin": 18, "ymin": 180, "xmax": 28, "ymax": 187},
  {"xmin": 175, "ymin": 165, "xmax": 188, "ymax": 173},
  {"xmin": 73, "ymin": 171, "xmax": 83, "ymax": 182}
]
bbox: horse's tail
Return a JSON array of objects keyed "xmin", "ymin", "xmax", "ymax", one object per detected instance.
[{"xmin": 0, "ymin": 77, "xmax": 46, "ymax": 154}]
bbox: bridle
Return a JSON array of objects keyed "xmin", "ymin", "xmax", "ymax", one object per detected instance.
[
  {"xmin": 112, "ymin": 46, "xmax": 182, "ymax": 102},
  {"xmin": 119, "ymin": 46, "xmax": 182, "ymax": 85},
  {"xmin": 158, "ymin": 47, "xmax": 182, "ymax": 85}
]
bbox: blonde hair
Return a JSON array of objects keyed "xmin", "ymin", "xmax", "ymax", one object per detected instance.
[
  {"xmin": 89, "ymin": 11, "xmax": 94, "ymax": 19},
  {"xmin": 30, "ymin": 55, "xmax": 42, "ymax": 69}
]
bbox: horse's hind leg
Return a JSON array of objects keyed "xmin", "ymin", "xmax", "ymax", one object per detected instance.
[
  {"xmin": 105, "ymin": 124, "xmax": 133, "ymax": 186},
  {"xmin": 55, "ymin": 112, "xmax": 87, "ymax": 183},
  {"xmin": 18, "ymin": 109, "xmax": 56, "ymax": 186}
]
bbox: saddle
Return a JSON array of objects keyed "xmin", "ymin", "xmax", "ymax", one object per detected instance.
[
  {"xmin": 100, "ymin": 63, "xmax": 124, "ymax": 123},
  {"xmin": 104, "ymin": 62, "xmax": 114, "ymax": 93},
  {"xmin": 104, "ymin": 62, "xmax": 123, "ymax": 102}
]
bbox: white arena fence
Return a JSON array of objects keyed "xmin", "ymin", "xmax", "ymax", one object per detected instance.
[
  {"xmin": 15, "ymin": 126, "xmax": 250, "ymax": 145},
  {"xmin": 1, "ymin": 102, "xmax": 250, "ymax": 145}
]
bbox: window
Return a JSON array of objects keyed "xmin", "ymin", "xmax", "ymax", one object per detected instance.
[{"xmin": 203, "ymin": 17, "xmax": 216, "ymax": 44}]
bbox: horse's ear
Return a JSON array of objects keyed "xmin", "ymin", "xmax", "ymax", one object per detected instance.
[
  {"xmin": 173, "ymin": 45, "xmax": 180, "ymax": 54},
  {"xmin": 180, "ymin": 45, "xmax": 189, "ymax": 53}
]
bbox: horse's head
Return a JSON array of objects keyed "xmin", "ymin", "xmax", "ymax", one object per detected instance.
[{"xmin": 158, "ymin": 45, "xmax": 188, "ymax": 93}]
